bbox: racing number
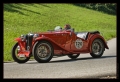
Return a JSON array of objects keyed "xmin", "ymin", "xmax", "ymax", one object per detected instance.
[
  {"xmin": 75, "ymin": 39, "xmax": 83, "ymax": 49},
  {"xmin": 76, "ymin": 42, "xmax": 82, "ymax": 48}
]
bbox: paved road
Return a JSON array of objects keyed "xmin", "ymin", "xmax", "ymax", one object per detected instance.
[{"xmin": 3, "ymin": 38, "xmax": 117, "ymax": 79}]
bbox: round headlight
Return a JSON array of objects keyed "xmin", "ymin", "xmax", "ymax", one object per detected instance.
[
  {"xmin": 33, "ymin": 34, "xmax": 39, "ymax": 40},
  {"xmin": 34, "ymin": 34, "xmax": 39, "ymax": 37},
  {"xmin": 21, "ymin": 35, "xmax": 25, "ymax": 41}
]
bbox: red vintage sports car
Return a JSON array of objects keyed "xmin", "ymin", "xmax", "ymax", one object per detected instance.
[{"xmin": 12, "ymin": 25, "xmax": 109, "ymax": 63}]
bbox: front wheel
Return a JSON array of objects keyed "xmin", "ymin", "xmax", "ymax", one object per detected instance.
[
  {"xmin": 90, "ymin": 39, "xmax": 105, "ymax": 58},
  {"xmin": 32, "ymin": 41, "xmax": 53, "ymax": 63},
  {"xmin": 11, "ymin": 43, "xmax": 30, "ymax": 63},
  {"xmin": 67, "ymin": 54, "xmax": 80, "ymax": 59}
]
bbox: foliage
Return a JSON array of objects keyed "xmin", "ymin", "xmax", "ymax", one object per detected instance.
[{"xmin": 74, "ymin": 3, "xmax": 116, "ymax": 15}]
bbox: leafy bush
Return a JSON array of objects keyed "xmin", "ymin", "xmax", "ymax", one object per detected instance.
[{"xmin": 74, "ymin": 3, "xmax": 116, "ymax": 15}]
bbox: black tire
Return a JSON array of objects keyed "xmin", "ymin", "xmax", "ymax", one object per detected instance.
[
  {"xmin": 67, "ymin": 54, "xmax": 80, "ymax": 59},
  {"xmin": 11, "ymin": 43, "xmax": 30, "ymax": 63},
  {"xmin": 90, "ymin": 39, "xmax": 105, "ymax": 58},
  {"xmin": 32, "ymin": 41, "xmax": 53, "ymax": 63}
]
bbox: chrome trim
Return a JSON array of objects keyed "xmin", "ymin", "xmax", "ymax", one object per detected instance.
[
  {"xmin": 21, "ymin": 35, "xmax": 25, "ymax": 41},
  {"xmin": 33, "ymin": 34, "xmax": 39, "ymax": 40}
]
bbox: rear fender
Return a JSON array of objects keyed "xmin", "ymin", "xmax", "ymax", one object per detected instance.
[{"xmin": 88, "ymin": 34, "xmax": 109, "ymax": 52}]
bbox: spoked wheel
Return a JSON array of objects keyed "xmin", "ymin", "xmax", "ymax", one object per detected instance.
[
  {"xmin": 67, "ymin": 54, "xmax": 80, "ymax": 59},
  {"xmin": 11, "ymin": 43, "xmax": 30, "ymax": 63},
  {"xmin": 32, "ymin": 41, "xmax": 53, "ymax": 63},
  {"xmin": 90, "ymin": 39, "xmax": 105, "ymax": 58}
]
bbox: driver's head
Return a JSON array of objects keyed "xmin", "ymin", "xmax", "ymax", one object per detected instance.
[{"xmin": 64, "ymin": 24, "xmax": 71, "ymax": 30}]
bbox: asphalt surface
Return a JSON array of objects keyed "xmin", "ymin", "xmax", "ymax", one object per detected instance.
[{"xmin": 3, "ymin": 38, "xmax": 117, "ymax": 79}]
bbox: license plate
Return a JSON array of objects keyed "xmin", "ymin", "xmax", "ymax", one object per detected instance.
[{"xmin": 19, "ymin": 54, "xmax": 25, "ymax": 57}]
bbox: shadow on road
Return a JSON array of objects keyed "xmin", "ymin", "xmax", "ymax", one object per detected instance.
[
  {"xmin": 49, "ymin": 55, "xmax": 116, "ymax": 63},
  {"xmin": 26, "ymin": 55, "xmax": 116, "ymax": 64}
]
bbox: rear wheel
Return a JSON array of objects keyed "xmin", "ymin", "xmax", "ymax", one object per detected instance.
[
  {"xmin": 90, "ymin": 39, "xmax": 105, "ymax": 58},
  {"xmin": 11, "ymin": 43, "xmax": 30, "ymax": 63},
  {"xmin": 32, "ymin": 41, "xmax": 53, "ymax": 63},
  {"xmin": 67, "ymin": 54, "xmax": 80, "ymax": 59}
]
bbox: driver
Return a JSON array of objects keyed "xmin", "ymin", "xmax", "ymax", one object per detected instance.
[{"xmin": 64, "ymin": 24, "xmax": 71, "ymax": 30}]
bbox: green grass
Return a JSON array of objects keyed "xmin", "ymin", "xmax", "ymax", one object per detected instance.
[{"xmin": 4, "ymin": 3, "xmax": 116, "ymax": 62}]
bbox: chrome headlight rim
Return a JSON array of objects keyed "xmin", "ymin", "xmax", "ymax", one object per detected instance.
[
  {"xmin": 33, "ymin": 34, "xmax": 39, "ymax": 40},
  {"xmin": 21, "ymin": 34, "xmax": 26, "ymax": 41}
]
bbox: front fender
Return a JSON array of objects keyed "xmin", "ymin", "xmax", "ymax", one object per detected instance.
[
  {"xmin": 14, "ymin": 37, "xmax": 21, "ymax": 42},
  {"xmin": 88, "ymin": 34, "xmax": 109, "ymax": 52},
  {"xmin": 34, "ymin": 37, "xmax": 73, "ymax": 53}
]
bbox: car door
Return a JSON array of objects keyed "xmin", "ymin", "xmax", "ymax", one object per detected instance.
[
  {"xmin": 70, "ymin": 32, "xmax": 89, "ymax": 52},
  {"xmin": 49, "ymin": 32, "xmax": 67, "ymax": 47}
]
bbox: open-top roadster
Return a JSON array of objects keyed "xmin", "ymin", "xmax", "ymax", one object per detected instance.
[{"xmin": 12, "ymin": 25, "xmax": 109, "ymax": 63}]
